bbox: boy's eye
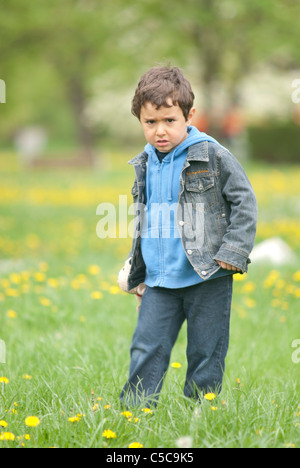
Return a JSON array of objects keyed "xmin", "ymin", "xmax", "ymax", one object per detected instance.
[
  {"xmin": 146, "ymin": 120, "xmax": 155, "ymax": 125},
  {"xmin": 167, "ymin": 119, "xmax": 175, "ymax": 123}
]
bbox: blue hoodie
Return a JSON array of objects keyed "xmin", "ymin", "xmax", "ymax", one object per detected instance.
[{"xmin": 140, "ymin": 126, "xmax": 233, "ymax": 288}]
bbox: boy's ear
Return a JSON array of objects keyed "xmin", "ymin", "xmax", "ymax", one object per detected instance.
[{"xmin": 187, "ymin": 107, "xmax": 196, "ymax": 124}]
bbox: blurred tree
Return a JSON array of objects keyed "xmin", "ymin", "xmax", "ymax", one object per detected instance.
[
  {"xmin": 25, "ymin": 0, "xmax": 142, "ymax": 161},
  {"xmin": 0, "ymin": 0, "xmax": 146, "ymax": 158},
  {"xmin": 0, "ymin": 0, "xmax": 299, "ymax": 155},
  {"xmin": 0, "ymin": 1, "xmax": 41, "ymax": 137},
  {"xmin": 132, "ymin": 0, "xmax": 300, "ymax": 109}
]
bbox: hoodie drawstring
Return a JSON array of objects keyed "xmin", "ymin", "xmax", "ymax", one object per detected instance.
[
  {"xmin": 145, "ymin": 161, "xmax": 149, "ymax": 211},
  {"xmin": 167, "ymin": 148, "xmax": 176, "ymax": 201}
]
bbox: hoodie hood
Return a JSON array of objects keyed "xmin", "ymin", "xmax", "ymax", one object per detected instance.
[{"xmin": 144, "ymin": 125, "xmax": 220, "ymax": 201}]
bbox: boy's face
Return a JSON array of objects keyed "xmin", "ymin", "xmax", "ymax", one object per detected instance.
[{"xmin": 140, "ymin": 99, "xmax": 195, "ymax": 153}]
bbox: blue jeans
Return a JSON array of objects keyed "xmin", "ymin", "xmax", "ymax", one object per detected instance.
[{"xmin": 120, "ymin": 275, "xmax": 233, "ymax": 407}]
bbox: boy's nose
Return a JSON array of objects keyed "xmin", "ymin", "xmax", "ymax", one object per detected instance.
[{"xmin": 156, "ymin": 123, "xmax": 166, "ymax": 137}]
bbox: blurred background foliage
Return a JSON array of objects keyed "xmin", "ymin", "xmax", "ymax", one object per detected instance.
[{"xmin": 0, "ymin": 0, "xmax": 300, "ymax": 162}]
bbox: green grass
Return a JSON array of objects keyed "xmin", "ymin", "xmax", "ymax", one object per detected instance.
[{"xmin": 0, "ymin": 152, "xmax": 299, "ymax": 448}]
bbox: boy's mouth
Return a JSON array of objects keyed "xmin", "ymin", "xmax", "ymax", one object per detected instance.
[{"xmin": 156, "ymin": 140, "xmax": 169, "ymax": 147}]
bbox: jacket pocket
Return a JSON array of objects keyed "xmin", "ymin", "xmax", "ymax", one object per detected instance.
[{"xmin": 185, "ymin": 175, "xmax": 217, "ymax": 210}]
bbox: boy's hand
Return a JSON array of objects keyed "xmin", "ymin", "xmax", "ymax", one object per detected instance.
[
  {"xmin": 136, "ymin": 283, "xmax": 146, "ymax": 312},
  {"xmin": 216, "ymin": 260, "xmax": 241, "ymax": 272}
]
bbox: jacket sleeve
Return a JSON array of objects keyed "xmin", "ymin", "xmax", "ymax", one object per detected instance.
[{"xmin": 213, "ymin": 149, "xmax": 257, "ymax": 273}]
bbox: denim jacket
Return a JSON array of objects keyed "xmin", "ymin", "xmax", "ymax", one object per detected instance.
[{"xmin": 127, "ymin": 141, "xmax": 257, "ymax": 291}]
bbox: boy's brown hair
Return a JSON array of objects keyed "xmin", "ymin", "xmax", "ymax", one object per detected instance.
[{"xmin": 131, "ymin": 66, "xmax": 195, "ymax": 121}]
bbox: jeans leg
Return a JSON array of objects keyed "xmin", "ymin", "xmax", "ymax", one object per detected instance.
[
  {"xmin": 183, "ymin": 275, "xmax": 233, "ymax": 399},
  {"xmin": 120, "ymin": 286, "xmax": 185, "ymax": 407}
]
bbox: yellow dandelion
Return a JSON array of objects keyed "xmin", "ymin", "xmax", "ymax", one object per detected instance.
[
  {"xmin": 0, "ymin": 420, "xmax": 8, "ymax": 428},
  {"xmin": 244, "ymin": 297, "xmax": 256, "ymax": 308},
  {"xmin": 39, "ymin": 297, "xmax": 51, "ymax": 307},
  {"xmin": 242, "ymin": 282, "xmax": 256, "ymax": 293},
  {"xmin": 22, "ymin": 374, "xmax": 32, "ymax": 380},
  {"xmin": 70, "ymin": 279, "xmax": 80, "ymax": 290},
  {"xmin": 21, "ymin": 271, "xmax": 30, "ymax": 281},
  {"xmin": 292, "ymin": 271, "xmax": 300, "ymax": 282},
  {"xmin": 6, "ymin": 288, "xmax": 19, "ymax": 297},
  {"xmin": 6, "ymin": 309, "xmax": 17, "ymax": 319},
  {"xmin": 141, "ymin": 408, "xmax": 153, "ymax": 414},
  {"xmin": 108, "ymin": 285, "xmax": 120, "ymax": 295},
  {"xmin": 233, "ymin": 273, "xmax": 247, "ymax": 282},
  {"xmin": 68, "ymin": 416, "xmax": 81, "ymax": 423},
  {"xmin": 9, "ymin": 273, "xmax": 21, "ymax": 284},
  {"xmin": 76, "ymin": 274, "xmax": 87, "ymax": 283},
  {"xmin": 88, "ymin": 265, "xmax": 100, "ymax": 275},
  {"xmin": 263, "ymin": 270, "xmax": 280, "ymax": 288},
  {"xmin": 211, "ymin": 406, "xmax": 218, "ymax": 411},
  {"xmin": 0, "ymin": 432, "xmax": 15, "ymax": 441},
  {"xmin": 121, "ymin": 411, "xmax": 133, "ymax": 419},
  {"xmin": 204, "ymin": 393, "xmax": 216, "ymax": 401},
  {"xmin": 128, "ymin": 442, "xmax": 143, "ymax": 448},
  {"xmin": 25, "ymin": 416, "xmax": 40, "ymax": 427},
  {"xmin": 34, "ymin": 272, "xmax": 46, "ymax": 282},
  {"xmin": 1, "ymin": 279, "xmax": 10, "ymax": 288},
  {"xmin": 91, "ymin": 291, "xmax": 103, "ymax": 300},
  {"xmin": 128, "ymin": 417, "xmax": 140, "ymax": 423},
  {"xmin": 0, "ymin": 377, "xmax": 9, "ymax": 384},
  {"xmin": 102, "ymin": 429, "xmax": 117, "ymax": 439},
  {"xmin": 104, "ymin": 404, "xmax": 111, "ymax": 409},
  {"xmin": 171, "ymin": 362, "xmax": 182, "ymax": 368},
  {"xmin": 294, "ymin": 288, "xmax": 300, "ymax": 298},
  {"xmin": 48, "ymin": 278, "xmax": 59, "ymax": 288}
]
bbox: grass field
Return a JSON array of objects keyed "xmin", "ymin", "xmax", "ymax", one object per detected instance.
[{"xmin": 0, "ymin": 151, "xmax": 299, "ymax": 448}]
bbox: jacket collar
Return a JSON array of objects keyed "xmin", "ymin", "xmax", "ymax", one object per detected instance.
[
  {"xmin": 128, "ymin": 141, "xmax": 210, "ymax": 166},
  {"xmin": 187, "ymin": 141, "xmax": 209, "ymax": 162},
  {"xmin": 128, "ymin": 151, "xmax": 148, "ymax": 166}
]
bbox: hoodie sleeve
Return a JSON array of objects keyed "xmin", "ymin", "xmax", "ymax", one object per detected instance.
[{"xmin": 213, "ymin": 149, "xmax": 257, "ymax": 273}]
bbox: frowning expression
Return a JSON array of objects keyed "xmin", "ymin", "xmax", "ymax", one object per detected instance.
[{"xmin": 140, "ymin": 99, "xmax": 195, "ymax": 153}]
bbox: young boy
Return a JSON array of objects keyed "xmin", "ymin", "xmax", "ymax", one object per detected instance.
[{"xmin": 118, "ymin": 66, "xmax": 257, "ymax": 407}]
